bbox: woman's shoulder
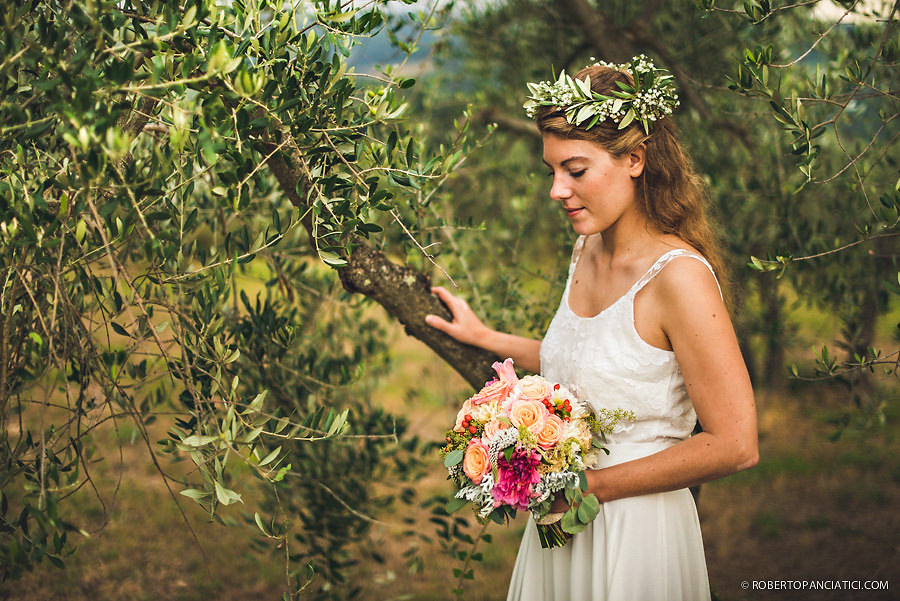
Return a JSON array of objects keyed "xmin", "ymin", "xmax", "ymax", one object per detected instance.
[
  {"xmin": 646, "ymin": 246, "xmax": 723, "ymax": 308},
  {"xmin": 653, "ymin": 235, "xmax": 703, "ymax": 258}
]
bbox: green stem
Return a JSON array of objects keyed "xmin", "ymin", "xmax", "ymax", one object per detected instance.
[{"xmin": 454, "ymin": 520, "xmax": 491, "ymax": 596}]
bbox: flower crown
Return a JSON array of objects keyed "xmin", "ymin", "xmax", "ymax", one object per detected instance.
[{"xmin": 523, "ymin": 55, "xmax": 679, "ymax": 134}]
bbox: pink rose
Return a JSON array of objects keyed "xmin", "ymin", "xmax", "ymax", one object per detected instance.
[
  {"xmin": 509, "ymin": 399, "xmax": 547, "ymax": 435},
  {"xmin": 482, "ymin": 418, "xmax": 510, "ymax": 442},
  {"xmin": 463, "ymin": 438, "xmax": 491, "ymax": 484},
  {"xmin": 470, "ymin": 379, "xmax": 511, "ymax": 406},
  {"xmin": 536, "ymin": 414, "xmax": 564, "ymax": 449},
  {"xmin": 493, "ymin": 358, "xmax": 518, "ymax": 384}
]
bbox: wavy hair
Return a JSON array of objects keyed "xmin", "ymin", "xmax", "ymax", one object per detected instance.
[{"xmin": 535, "ymin": 64, "xmax": 728, "ymax": 293}]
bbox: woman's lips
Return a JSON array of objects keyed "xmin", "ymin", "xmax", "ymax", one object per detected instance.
[{"xmin": 564, "ymin": 207, "xmax": 583, "ymax": 217}]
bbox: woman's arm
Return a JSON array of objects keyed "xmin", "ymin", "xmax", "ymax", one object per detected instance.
[
  {"xmin": 555, "ymin": 259, "xmax": 758, "ymax": 508},
  {"xmin": 425, "ymin": 286, "xmax": 542, "ymax": 374}
]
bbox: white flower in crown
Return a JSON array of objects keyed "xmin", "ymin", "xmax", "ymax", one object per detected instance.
[{"xmin": 523, "ymin": 54, "xmax": 680, "ymax": 134}]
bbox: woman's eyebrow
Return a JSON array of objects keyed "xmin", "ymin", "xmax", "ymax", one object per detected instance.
[{"xmin": 542, "ymin": 156, "xmax": 590, "ymax": 168}]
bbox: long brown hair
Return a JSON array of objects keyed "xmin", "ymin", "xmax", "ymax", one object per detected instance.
[{"xmin": 536, "ymin": 64, "xmax": 728, "ymax": 292}]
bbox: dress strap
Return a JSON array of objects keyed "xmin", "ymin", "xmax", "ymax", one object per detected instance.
[
  {"xmin": 568, "ymin": 235, "xmax": 587, "ymax": 275},
  {"xmin": 631, "ymin": 249, "xmax": 723, "ymax": 300}
]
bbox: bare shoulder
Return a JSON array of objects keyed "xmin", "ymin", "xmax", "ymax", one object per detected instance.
[
  {"xmin": 647, "ymin": 251, "xmax": 726, "ymax": 323},
  {"xmin": 631, "ymin": 243, "xmax": 728, "ymax": 349}
]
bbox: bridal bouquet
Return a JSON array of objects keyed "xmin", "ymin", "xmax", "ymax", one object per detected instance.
[{"xmin": 440, "ymin": 358, "xmax": 633, "ymax": 549}]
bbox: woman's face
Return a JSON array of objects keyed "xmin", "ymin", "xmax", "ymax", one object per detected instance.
[{"xmin": 541, "ymin": 134, "xmax": 644, "ymax": 237}]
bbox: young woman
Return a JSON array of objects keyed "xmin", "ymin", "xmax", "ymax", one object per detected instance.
[{"xmin": 425, "ymin": 58, "xmax": 758, "ymax": 600}]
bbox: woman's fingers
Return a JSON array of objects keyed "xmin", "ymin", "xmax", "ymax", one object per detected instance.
[
  {"xmin": 424, "ymin": 313, "xmax": 451, "ymax": 331},
  {"xmin": 426, "ymin": 287, "xmax": 459, "ymax": 332},
  {"xmin": 433, "ymin": 286, "xmax": 471, "ymax": 316},
  {"xmin": 549, "ymin": 492, "xmax": 575, "ymax": 514},
  {"xmin": 549, "ymin": 497, "xmax": 568, "ymax": 514},
  {"xmin": 431, "ymin": 286, "xmax": 463, "ymax": 311},
  {"xmin": 429, "ymin": 287, "xmax": 459, "ymax": 320},
  {"xmin": 430, "ymin": 286, "xmax": 452, "ymax": 302},
  {"xmin": 426, "ymin": 286, "xmax": 487, "ymax": 346}
]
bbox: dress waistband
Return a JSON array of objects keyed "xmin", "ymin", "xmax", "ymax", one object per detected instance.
[{"xmin": 590, "ymin": 440, "xmax": 681, "ymax": 469}]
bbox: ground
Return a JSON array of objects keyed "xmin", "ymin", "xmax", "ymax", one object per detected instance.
[{"xmin": 2, "ymin": 331, "xmax": 898, "ymax": 601}]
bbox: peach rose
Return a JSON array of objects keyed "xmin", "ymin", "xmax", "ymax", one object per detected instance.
[
  {"xmin": 516, "ymin": 375, "xmax": 552, "ymax": 404},
  {"xmin": 536, "ymin": 414, "xmax": 565, "ymax": 450},
  {"xmin": 482, "ymin": 418, "xmax": 510, "ymax": 442},
  {"xmin": 463, "ymin": 438, "xmax": 491, "ymax": 484},
  {"xmin": 453, "ymin": 398, "xmax": 474, "ymax": 433},
  {"xmin": 470, "ymin": 378, "xmax": 512, "ymax": 406},
  {"xmin": 509, "ymin": 399, "xmax": 547, "ymax": 435}
]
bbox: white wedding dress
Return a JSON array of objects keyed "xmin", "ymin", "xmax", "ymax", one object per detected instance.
[{"xmin": 506, "ymin": 236, "xmax": 713, "ymax": 601}]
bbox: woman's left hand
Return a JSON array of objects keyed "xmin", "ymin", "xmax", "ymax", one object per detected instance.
[{"xmin": 548, "ymin": 492, "xmax": 571, "ymax": 514}]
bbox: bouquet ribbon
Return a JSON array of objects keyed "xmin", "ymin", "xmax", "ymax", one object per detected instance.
[{"xmin": 536, "ymin": 512, "xmax": 565, "ymax": 526}]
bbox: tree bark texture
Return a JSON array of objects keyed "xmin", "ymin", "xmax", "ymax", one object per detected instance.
[
  {"xmin": 338, "ymin": 244, "xmax": 500, "ymax": 389},
  {"xmin": 759, "ymin": 274, "xmax": 787, "ymax": 391}
]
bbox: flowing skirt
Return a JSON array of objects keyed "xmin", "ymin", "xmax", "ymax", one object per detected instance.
[{"xmin": 506, "ymin": 442, "xmax": 711, "ymax": 601}]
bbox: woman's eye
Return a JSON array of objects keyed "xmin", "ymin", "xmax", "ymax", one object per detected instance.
[{"xmin": 569, "ymin": 169, "xmax": 586, "ymax": 178}]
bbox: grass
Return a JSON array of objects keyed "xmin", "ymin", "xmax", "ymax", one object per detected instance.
[
  {"xmin": 699, "ymin": 386, "xmax": 899, "ymax": 601},
  {"xmin": 3, "ymin": 320, "xmax": 899, "ymax": 601}
]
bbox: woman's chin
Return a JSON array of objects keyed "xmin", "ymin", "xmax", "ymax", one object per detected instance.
[{"xmin": 569, "ymin": 221, "xmax": 600, "ymax": 237}]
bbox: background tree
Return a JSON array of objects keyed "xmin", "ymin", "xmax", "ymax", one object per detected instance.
[{"xmin": 721, "ymin": 0, "xmax": 898, "ymax": 404}]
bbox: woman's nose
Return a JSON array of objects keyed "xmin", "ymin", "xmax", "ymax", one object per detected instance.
[{"xmin": 549, "ymin": 174, "xmax": 571, "ymax": 201}]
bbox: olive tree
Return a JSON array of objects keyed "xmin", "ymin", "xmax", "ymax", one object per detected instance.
[{"xmin": 0, "ymin": 0, "xmax": 497, "ymax": 596}]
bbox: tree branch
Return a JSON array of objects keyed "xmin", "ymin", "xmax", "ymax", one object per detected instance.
[
  {"xmin": 554, "ymin": 0, "xmax": 638, "ymax": 63},
  {"xmin": 337, "ymin": 243, "xmax": 499, "ymax": 389},
  {"xmin": 475, "ymin": 108, "xmax": 539, "ymax": 139},
  {"xmin": 262, "ymin": 127, "xmax": 499, "ymax": 389}
]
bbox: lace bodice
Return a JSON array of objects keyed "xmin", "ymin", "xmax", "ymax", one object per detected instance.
[{"xmin": 539, "ymin": 236, "xmax": 720, "ymax": 445}]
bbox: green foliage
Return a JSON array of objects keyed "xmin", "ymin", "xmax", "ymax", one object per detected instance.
[
  {"xmin": 408, "ymin": 0, "xmax": 897, "ymax": 394},
  {"xmin": 560, "ymin": 487, "xmax": 601, "ymax": 535},
  {"xmin": 718, "ymin": 1, "xmax": 899, "ymax": 384},
  {"xmin": 0, "ymin": 0, "xmax": 456, "ymax": 595}
]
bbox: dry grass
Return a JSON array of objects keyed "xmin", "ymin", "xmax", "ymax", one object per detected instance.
[{"xmin": 2, "ymin": 321, "xmax": 898, "ymax": 601}]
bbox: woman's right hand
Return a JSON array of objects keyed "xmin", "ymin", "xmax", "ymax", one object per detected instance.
[{"xmin": 424, "ymin": 286, "xmax": 491, "ymax": 347}]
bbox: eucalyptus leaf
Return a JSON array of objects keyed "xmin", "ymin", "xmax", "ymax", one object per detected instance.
[
  {"xmin": 444, "ymin": 449, "xmax": 465, "ymax": 467},
  {"xmin": 446, "ymin": 496, "xmax": 467, "ymax": 513}
]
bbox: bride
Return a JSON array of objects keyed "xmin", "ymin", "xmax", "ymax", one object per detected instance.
[{"xmin": 425, "ymin": 56, "xmax": 758, "ymax": 601}]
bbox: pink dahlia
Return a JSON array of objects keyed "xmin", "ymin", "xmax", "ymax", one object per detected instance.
[{"xmin": 492, "ymin": 446, "xmax": 542, "ymax": 512}]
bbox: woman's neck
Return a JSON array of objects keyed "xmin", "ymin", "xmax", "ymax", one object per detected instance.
[{"xmin": 593, "ymin": 210, "xmax": 664, "ymax": 265}]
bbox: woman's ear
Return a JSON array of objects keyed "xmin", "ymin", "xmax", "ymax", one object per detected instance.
[{"xmin": 628, "ymin": 144, "xmax": 645, "ymax": 178}]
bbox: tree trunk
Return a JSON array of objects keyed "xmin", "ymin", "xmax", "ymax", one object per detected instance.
[{"xmin": 758, "ymin": 273, "xmax": 787, "ymax": 391}]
